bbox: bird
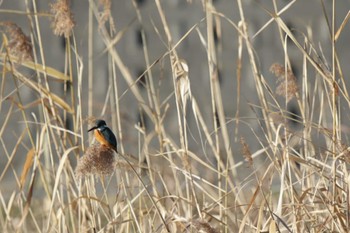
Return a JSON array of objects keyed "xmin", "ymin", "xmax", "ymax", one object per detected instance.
[{"xmin": 88, "ymin": 119, "xmax": 118, "ymax": 152}]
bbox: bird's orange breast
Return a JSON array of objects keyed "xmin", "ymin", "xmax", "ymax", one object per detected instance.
[{"xmin": 94, "ymin": 130, "xmax": 111, "ymax": 147}]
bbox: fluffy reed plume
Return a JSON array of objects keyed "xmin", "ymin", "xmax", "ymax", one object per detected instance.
[
  {"xmin": 240, "ymin": 137, "xmax": 253, "ymax": 166},
  {"xmin": 75, "ymin": 143, "xmax": 115, "ymax": 178},
  {"xmin": 270, "ymin": 63, "xmax": 298, "ymax": 103},
  {"xmin": 3, "ymin": 22, "xmax": 33, "ymax": 62},
  {"xmin": 50, "ymin": 0, "xmax": 75, "ymax": 37},
  {"xmin": 98, "ymin": 0, "xmax": 115, "ymax": 32}
]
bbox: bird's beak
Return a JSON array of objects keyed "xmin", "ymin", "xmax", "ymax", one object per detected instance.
[{"xmin": 88, "ymin": 126, "xmax": 97, "ymax": 132}]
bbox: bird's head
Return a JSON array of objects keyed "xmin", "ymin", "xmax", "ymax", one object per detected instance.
[{"xmin": 88, "ymin": 119, "xmax": 107, "ymax": 132}]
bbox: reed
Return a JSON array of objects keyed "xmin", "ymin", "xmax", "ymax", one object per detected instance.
[{"xmin": 0, "ymin": 0, "xmax": 349, "ymax": 232}]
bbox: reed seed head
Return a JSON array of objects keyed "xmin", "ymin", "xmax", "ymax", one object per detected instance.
[
  {"xmin": 240, "ymin": 137, "xmax": 253, "ymax": 166},
  {"xmin": 3, "ymin": 22, "xmax": 33, "ymax": 62},
  {"xmin": 50, "ymin": 0, "xmax": 75, "ymax": 38},
  {"xmin": 270, "ymin": 63, "xmax": 298, "ymax": 103},
  {"xmin": 75, "ymin": 143, "xmax": 115, "ymax": 178}
]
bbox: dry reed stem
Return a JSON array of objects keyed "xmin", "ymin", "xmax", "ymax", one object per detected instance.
[{"xmin": 2, "ymin": 0, "xmax": 350, "ymax": 232}]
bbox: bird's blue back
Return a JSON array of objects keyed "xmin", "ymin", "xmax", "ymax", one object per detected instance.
[{"xmin": 100, "ymin": 125, "xmax": 117, "ymax": 149}]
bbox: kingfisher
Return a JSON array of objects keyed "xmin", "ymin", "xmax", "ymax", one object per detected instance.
[{"xmin": 88, "ymin": 119, "xmax": 118, "ymax": 152}]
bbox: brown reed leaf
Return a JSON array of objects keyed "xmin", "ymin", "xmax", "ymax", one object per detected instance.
[
  {"xmin": 3, "ymin": 22, "xmax": 33, "ymax": 62},
  {"xmin": 20, "ymin": 148, "xmax": 35, "ymax": 190},
  {"xmin": 240, "ymin": 137, "xmax": 253, "ymax": 166},
  {"xmin": 50, "ymin": 0, "xmax": 75, "ymax": 37},
  {"xmin": 270, "ymin": 63, "xmax": 298, "ymax": 103},
  {"xmin": 75, "ymin": 143, "xmax": 115, "ymax": 178}
]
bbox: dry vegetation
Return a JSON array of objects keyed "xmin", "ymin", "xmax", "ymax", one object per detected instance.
[{"xmin": 1, "ymin": 0, "xmax": 350, "ymax": 232}]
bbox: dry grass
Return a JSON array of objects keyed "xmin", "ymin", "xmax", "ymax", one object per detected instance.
[{"xmin": 0, "ymin": 0, "xmax": 350, "ymax": 232}]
